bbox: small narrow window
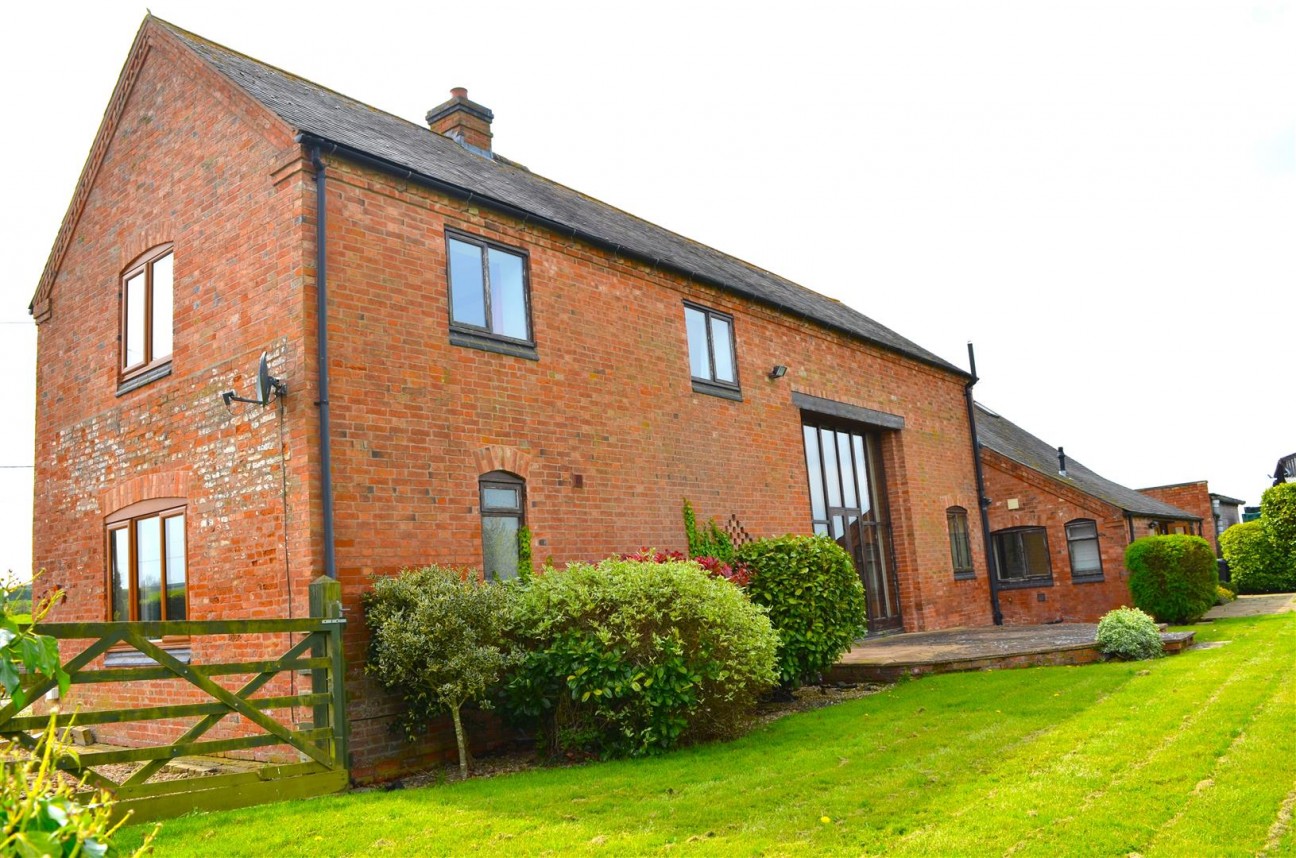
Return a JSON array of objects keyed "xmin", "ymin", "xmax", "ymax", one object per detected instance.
[
  {"xmin": 683, "ymin": 303, "xmax": 739, "ymax": 399},
  {"xmin": 947, "ymin": 506, "xmax": 974, "ymax": 577},
  {"xmin": 1066, "ymin": 519, "xmax": 1103, "ymax": 580},
  {"xmin": 991, "ymin": 527, "xmax": 1052, "ymax": 585},
  {"xmin": 480, "ymin": 471, "xmax": 525, "ymax": 581},
  {"xmin": 121, "ymin": 246, "xmax": 174, "ymax": 377},
  {"xmin": 447, "ymin": 233, "xmax": 532, "ymax": 343},
  {"xmin": 106, "ymin": 499, "xmax": 187, "ymax": 621}
]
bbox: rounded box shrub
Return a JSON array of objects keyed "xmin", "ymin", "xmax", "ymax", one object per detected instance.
[
  {"xmin": 503, "ymin": 558, "xmax": 778, "ymax": 758},
  {"xmin": 1095, "ymin": 606, "xmax": 1163, "ymax": 660},
  {"xmin": 1220, "ymin": 521, "xmax": 1295, "ymax": 594},
  {"xmin": 1126, "ymin": 534, "xmax": 1218, "ymax": 624},
  {"xmin": 736, "ymin": 535, "xmax": 868, "ymax": 687}
]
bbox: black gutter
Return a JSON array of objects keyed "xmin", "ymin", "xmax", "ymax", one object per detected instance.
[
  {"xmin": 293, "ymin": 132, "xmax": 969, "ymax": 382},
  {"xmin": 965, "ymin": 343, "xmax": 1003, "ymax": 625},
  {"xmin": 308, "ymin": 142, "xmax": 338, "ymax": 580}
]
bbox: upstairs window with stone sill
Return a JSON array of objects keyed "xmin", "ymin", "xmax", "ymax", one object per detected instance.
[
  {"xmin": 684, "ymin": 302, "xmax": 740, "ymax": 400},
  {"xmin": 446, "ymin": 231, "xmax": 535, "ymax": 360},
  {"xmin": 120, "ymin": 245, "xmax": 174, "ymax": 389}
]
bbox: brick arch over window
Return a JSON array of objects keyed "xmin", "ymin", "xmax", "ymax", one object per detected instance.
[
  {"xmin": 100, "ymin": 471, "xmax": 190, "ymax": 517},
  {"xmin": 473, "ymin": 445, "xmax": 533, "ymax": 480}
]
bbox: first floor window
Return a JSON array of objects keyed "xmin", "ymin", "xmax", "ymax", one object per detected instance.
[
  {"xmin": 992, "ymin": 527, "xmax": 1052, "ymax": 583},
  {"xmin": 947, "ymin": 506, "xmax": 974, "ymax": 576},
  {"xmin": 684, "ymin": 303, "xmax": 739, "ymax": 393},
  {"xmin": 447, "ymin": 232, "xmax": 531, "ymax": 342},
  {"xmin": 480, "ymin": 471, "xmax": 524, "ymax": 581},
  {"xmin": 1065, "ymin": 519, "xmax": 1103, "ymax": 580},
  {"xmin": 107, "ymin": 500, "xmax": 187, "ymax": 621},
  {"xmin": 121, "ymin": 245, "xmax": 174, "ymax": 375}
]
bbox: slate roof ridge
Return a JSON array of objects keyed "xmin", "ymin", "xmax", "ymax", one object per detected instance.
[
  {"xmin": 973, "ymin": 402, "xmax": 1200, "ymax": 520},
  {"xmin": 155, "ymin": 19, "xmax": 964, "ymax": 377}
]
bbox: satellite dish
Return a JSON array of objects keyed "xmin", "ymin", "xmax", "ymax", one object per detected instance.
[
  {"xmin": 220, "ymin": 351, "xmax": 285, "ymax": 407},
  {"xmin": 256, "ymin": 353, "xmax": 274, "ymax": 405}
]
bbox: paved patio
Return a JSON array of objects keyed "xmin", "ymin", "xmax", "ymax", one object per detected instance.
[
  {"xmin": 1204, "ymin": 592, "xmax": 1295, "ymax": 619},
  {"xmin": 826, "ymin": 623, "xmax": 1195, "ymax": 684}
]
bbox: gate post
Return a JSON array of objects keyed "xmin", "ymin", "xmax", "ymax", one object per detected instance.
[{"xmin": 308, "ymin": 576, "xmax": 346, "ymax": 768}]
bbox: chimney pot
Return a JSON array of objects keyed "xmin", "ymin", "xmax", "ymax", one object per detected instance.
[{"xmin": 450, "ymin": 87, "xmax": 468, "ymax": 99}]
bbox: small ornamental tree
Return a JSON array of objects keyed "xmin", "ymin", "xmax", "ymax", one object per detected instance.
[
  {"xmin": 1125, "ymin": 535, "xmax": 1218, "ymax": 624},
  {"xmin": 363, "ymin": 566, "xmax": 518, "ymax": 778},
  {"xmin": 737, "ymin": 535, "xmax": 868, "ymax": 687}
]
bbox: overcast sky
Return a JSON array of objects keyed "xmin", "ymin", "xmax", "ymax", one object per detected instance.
[{"xmin": 1, "ymin": 1, "xmax": 1291, "ymax": 580}]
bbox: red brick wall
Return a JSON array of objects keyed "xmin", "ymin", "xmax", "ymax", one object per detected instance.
[
  {"xmin": 313, "ymin": 155, "xmax": 994, "ymax": 776},
  {"xmin": 33, "ymin": 21, "xmax": 998, "ymax": 782},
  {"xmin": 31, "ymin": 26, "xmax": 318, "ymax": 752},
  {"xmin": 980, "ymin": 451, "xmax": 1135, "ymax": 623},
  {"xmin": 1138, "ymin": 482, "xmax": 1214, "ymax": 551}
]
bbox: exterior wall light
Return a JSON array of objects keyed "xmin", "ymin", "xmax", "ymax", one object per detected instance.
[{"xmin": 768, "ymin": 365, "xmax": 788, "ymax": 380}]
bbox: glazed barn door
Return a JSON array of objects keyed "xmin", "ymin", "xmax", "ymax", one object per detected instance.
[{"xmin": 802, "ymin": 422, "xmax": 903, "ymax": 634}]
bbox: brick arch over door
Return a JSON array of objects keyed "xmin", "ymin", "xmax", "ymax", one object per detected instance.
[{"xmin": 473, "ymin": 445, "xmax": 533, "ymax": 480}]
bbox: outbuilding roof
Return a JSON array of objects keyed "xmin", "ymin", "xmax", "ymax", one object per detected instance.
[
  {"xmin": 974, "ymin": 404, "xmax": 1200, "ymax": 520},
  {"xmin": 156, "ymin": 20, "xmax": 963, "ymax": 376}
]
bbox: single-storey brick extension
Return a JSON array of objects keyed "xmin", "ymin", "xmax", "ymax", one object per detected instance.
[
  {"xmin": 974, "ymin": 404, "xmax": 1200, "ymax": 624},
  {"xmin": 28, "ymin": 17, "xmax": 1193, "ymax": 777}
]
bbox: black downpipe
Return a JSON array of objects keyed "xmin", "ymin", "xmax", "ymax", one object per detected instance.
[
  {"xmin": 965, "ymin": 343, "xmax": 1003, "ymax": 625},
  {"xmin": 310, "ymin": 144, "xmax": 338, "ymax": 580}
]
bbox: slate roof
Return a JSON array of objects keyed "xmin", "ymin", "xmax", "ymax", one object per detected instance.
[
  {"xmin": 974, "ymin": 403, "xmax": 1200, "ymax": 520},
  {"xmin": 158, "ymin": 20, "xmax": 963, "ymax": 376}
]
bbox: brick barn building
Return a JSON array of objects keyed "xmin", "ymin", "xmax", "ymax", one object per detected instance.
[{"xmin": 30, "ymin": 17, "xmax": 1052, "ymax": 777}]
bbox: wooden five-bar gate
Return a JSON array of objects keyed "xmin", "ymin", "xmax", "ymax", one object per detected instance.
[{"xmin": 0, "ymin": 577, "xmax": 349, "ymax": 823}]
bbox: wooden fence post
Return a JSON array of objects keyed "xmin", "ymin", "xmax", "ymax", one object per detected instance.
[{"xmin": 308, "ymin": 576, "xmax": 345, "ymax": 768}]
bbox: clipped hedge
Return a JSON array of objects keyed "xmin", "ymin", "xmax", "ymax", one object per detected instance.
[
  {"xmin": 736, "ymin": 535, "xmax": 868, "ymax": 687},
  {"xmin": 1095, "ymin": 606, "xmax": 1163, "ymax": 660},
  {"xmin": 1220, "ymin": 520, "xmax": 1295, "ymax": 594},
  {"xmin": 1126, "ymin": 535, "xmax": 1218, "ymax": 624},
  {"xmin": 503, "ymin": 558, "xmax": 778, "ymax": 758}
]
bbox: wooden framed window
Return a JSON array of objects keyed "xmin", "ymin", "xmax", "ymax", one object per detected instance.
[
  {"xmin": 106, "ymin": 499, "xmax": 187, "ymax": 621},
  {"xmin": 947, "ymin": 506, "xmax": 974, "ymax": 578},
  {"xmin": 479, "ymin": 471, "xmax": 524, "ymax": 581},
  {"xmin": 446, "ymin": 231, "xmax": 534, "ymax": 358},
  {"xmin": 1065, "ymin": 519, "xmax": 1104, "ymax": 581},
  {"xmin": 121, "ymin": 245, "xmax": 174, "ymax": 380},
  {"xmin": 991, "ymin": 526, "xmax": 1052, "ymax": 586},
  {"xmin": 683, "ymin": 302, "xmax": 740, "ymax": 400}
]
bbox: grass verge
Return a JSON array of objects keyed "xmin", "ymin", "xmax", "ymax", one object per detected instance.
[{"xmin": 117, "ymin": 613, "xmax": 1295, "ymax": 856}]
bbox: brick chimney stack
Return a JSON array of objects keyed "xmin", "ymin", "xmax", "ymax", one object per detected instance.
[{"xmin": 426, "ymin": 87, "xmax": 494, "ymax": 154}]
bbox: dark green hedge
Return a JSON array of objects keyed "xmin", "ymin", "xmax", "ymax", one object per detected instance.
[
  {"xmin": 736, "ymin": 535, "xmax": 867, "ymax": 687},
  {"xmin": 1126, "ymin": 535, "xmax": 1218, "ymax": 624}
]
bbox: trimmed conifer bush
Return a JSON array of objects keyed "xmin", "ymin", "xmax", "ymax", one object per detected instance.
[
  {"xmin": 736, "ymin": 535, "xmax": 868, "ymax": 687},
  {"xmin": 1126, "ymin": 535, "xmax": 1218, "ymax": 624}
]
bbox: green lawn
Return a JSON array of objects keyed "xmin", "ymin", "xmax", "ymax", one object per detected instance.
[{"xmin": 119, "ymin": 614, "xmax": 1295, "ymax": 856}]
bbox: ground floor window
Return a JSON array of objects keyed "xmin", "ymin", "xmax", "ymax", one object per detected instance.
[
  {"xmin": 1065, "ymin": 519, "xmax": 1103, "ymax": 580},
  {"xmin": 106, "ymin": 499, "xmax": 187, "ymax": 621},
  {"xmin": 947, "ymin": 506, "xmax": 974, "ymax": 577},
  {"xmin": 992, "ymin": 526, "xmax": 1052, "ymax": 585},
  {"xmin": 480, "ymin": 471, "xmax": 525, "ymax": 580}
]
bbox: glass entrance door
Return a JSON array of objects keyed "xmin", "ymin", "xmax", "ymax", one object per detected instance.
[{"xmin": 802, "ymin": 422, "xmax": 903, "ymax": 633}]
